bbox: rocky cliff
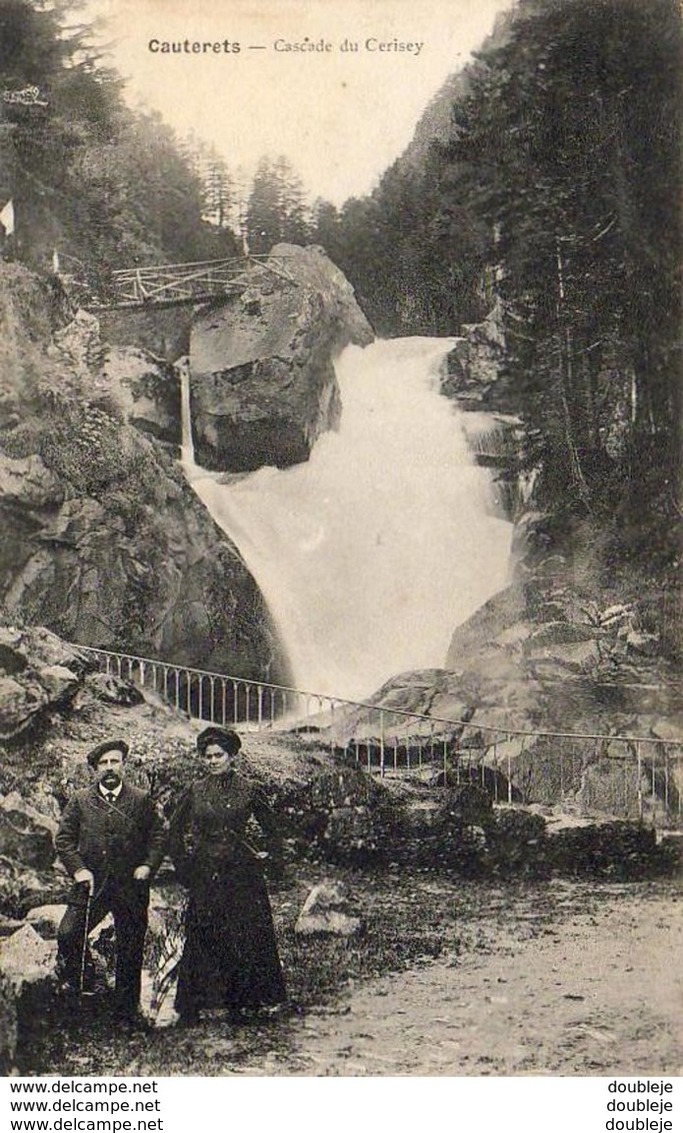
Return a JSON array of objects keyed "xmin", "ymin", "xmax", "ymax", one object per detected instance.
[
  {"xmin": 442, "ymin": 299, "xmax": 509, "ymax": 409},
  {"xmin": 0, "ymin": 263, "xmax": 288, "ymax": 681},
  {"xmin": 189, "ymin": 244, "xmax": 374, "ymax": 472}
]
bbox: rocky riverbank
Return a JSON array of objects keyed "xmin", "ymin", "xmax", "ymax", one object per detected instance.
[{"xmin": 0, "ymin": 262, "xmax": 287, "ymax": 681}]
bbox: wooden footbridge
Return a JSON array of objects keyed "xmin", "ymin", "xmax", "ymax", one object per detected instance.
[{"xmin": 84, "ymin": 254, "xmax": 296, "ymax": 311}]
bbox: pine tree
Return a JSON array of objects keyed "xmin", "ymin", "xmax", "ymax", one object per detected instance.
[
  {"xmin": 447, "ymin": 0, "xmax": 681, "ymax": 519},
  {"xmin": 245, "ymin": 155, "xmax": 311, "ymax": 254}
]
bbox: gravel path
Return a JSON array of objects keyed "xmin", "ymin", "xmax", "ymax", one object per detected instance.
[
  {"xmin": 231, "ymin": 884, "xmax": 683, "ymax": 1076},
  {"xmin": 26, "ymin": 879, "xmax": 682, "ymax": 1078}
]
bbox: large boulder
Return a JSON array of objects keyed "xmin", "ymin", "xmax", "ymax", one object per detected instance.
[
  {"xmin": 0, "ymin": 625, "xmax": 94, "ymax": 674},
  {"xmin": 0, "ymin": 627, "xmax": 96, "ymax": 741},
  {"xmin": 0, "ymin": 924, "xmax": 57, "ymax": 1074},
  {"xmin": 189, "ymin": 245, "xmax": 373, "ymax": 471},
  {"xmin": 441, "ymin": 300, "xmax": 513, "ymax": 410},
  {"xmin": 0, "ymin": 675, "xmax": 48, "ymax": 739},
  {"xmin": 0, "ymin": 794, "xmax": 57, "ymax": 869},
  {"xmin": 36, "ymin": 665, "xmax": 80, "ymax": 704}
]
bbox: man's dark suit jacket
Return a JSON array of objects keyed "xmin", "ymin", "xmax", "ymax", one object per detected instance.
[{"xmin": 55, "ymin": 782, "xmax": 166, "ymax": 884}]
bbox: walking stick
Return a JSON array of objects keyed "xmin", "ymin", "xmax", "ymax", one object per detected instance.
[{"xmin": 78, "ymin": 887, "xmax": 92, "ymax": 999}]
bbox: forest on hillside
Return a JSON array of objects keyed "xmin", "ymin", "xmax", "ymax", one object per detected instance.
[{"xmin": 0, "ymin": 0, "xmax": 314, "ymax": 280}]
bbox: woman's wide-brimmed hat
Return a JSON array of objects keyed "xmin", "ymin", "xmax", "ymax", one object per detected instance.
[{"xmin": 196, "ymin": 726, "xmax": 242, "ymax": 757}]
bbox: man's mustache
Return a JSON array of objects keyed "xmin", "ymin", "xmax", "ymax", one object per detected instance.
[{"xmin": 100, "ymin": 770, "xmax": 122, "ymax": 786}]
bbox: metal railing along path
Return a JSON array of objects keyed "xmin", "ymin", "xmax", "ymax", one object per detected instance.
[{"xmin": 73, "ymin": 644, "xmax": 683, "ymax": 826}]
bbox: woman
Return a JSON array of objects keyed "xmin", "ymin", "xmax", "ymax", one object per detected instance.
[{"xmin": 169, "ymin": 726, "xmax": 287, "ymax": 1025}]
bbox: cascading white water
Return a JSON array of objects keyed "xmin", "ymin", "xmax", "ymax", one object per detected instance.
[
  {"xmin": 181, "ymin": 338, "xmax": 512, "ymax": 701},
  {"xmin": 177, "ymin": 357, "xmax": 195, "ymax": 467}
]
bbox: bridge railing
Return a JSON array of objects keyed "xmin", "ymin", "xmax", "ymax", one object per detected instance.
[
  {"xmin": 93, "ymin": 255, "xmax": 297, "ymax": 308},
  {"xmin": 76, "ymin": 644, "xmax": 683, "ymax": 826}
]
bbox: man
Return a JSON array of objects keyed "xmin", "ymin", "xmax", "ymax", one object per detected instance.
[{"xmin": 55, "ymin": 739, "xmax": 166, "ymax": 1027}]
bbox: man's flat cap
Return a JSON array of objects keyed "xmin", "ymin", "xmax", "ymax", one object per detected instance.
[{"xmin": 86, "ymin": 739, "xmax": 130, "ymax": 768}]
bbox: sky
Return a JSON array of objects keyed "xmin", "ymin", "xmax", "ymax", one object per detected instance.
[{"xmin": 85, "ymin": 0, "xmax": 515, "ymax": 206}]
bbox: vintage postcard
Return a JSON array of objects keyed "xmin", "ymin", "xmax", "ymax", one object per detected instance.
[{"xmin": 0, "ymin": 0, "xmax": 680, "ymax": 1109}]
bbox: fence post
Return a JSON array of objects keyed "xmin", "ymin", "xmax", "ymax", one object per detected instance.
[
  {"xmin": 379, "ymin": 711, "xmax": 386, "ymax": 779},
  {"xmin": 636, "ymin": 742, "xmax": 643, "ymax": 821},
  {"xmin": 492, "ymin": 740, "xmax": 499, "ymax": 803},
  {"xmin": 220, "ymin": 678, "xmax": 227, "ymax": 725},
  {"xmin": 329, "ymin": 699, "xmax": 336, "ymax": 755}
]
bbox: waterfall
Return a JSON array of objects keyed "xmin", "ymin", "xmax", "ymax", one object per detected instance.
[
  {"xmin": 177, "ymin": 356, "xmax": 195, "ymax": 468},
  {"xmin": 183, "ymin": 338, "xmax": 512, "ymax": 701}
]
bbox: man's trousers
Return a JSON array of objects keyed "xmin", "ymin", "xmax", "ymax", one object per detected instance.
[{"xmin": 57, "ymin": 877, "xmax": 150, "ymax": 1016}]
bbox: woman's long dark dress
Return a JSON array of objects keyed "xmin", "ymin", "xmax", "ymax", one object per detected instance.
[{"xmin": 169, "ymin": 770, "xmax": 286, "ymax": 1016}]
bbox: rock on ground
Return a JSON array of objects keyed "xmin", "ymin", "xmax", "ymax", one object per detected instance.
[
  {"xmin": 295, "ymin": 881, "xmax": 362, "ymax": 937},
  {"xmin": 0, "ymin": 924, "xmax": 57, "ymax": 1074}
]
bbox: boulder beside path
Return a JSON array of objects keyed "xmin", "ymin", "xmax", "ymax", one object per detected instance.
[{"xmin": 295, "ymin": 880, "xmax": 363, "ymax": 938}]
